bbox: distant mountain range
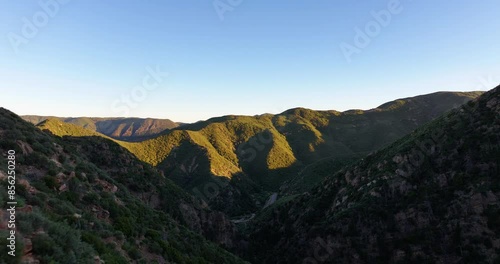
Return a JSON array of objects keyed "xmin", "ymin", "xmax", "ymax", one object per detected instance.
[{"xmin": 21, "ymin": 116, "xmax": 181, "ymax": 141}]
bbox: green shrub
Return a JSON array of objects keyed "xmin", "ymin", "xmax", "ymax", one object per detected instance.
[{"xmin": 42, "ymin": 176, "xmax": 59, "ymax": 190}]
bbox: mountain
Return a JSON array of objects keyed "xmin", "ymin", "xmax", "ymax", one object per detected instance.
[
  {"xmin": 36, "ymin": 118, "xmax": 113, "ymax": 139},
  {"xmin": 128, "ymin": 91, "xmax": 482, "ymax": 213},
  {"xmin": 31, "ymin": 116, "xmax": 263, "ymax": 216},
  {"xmin": 0, "ymin": 109, "xmax": 247, "ymax": 263},
  {"xmin": 1, "ymin": 88, "xmax": 494, "ymax": 263},
  {"xmin": 22, "ymin": 116, "xmax": 180, "ymax": 141},
  {"xmin": 34, "ymin": 91, "xmax": 483, "ymax": 217},
  {"xmin": 244, "ymin": 86, "xmax": 500, "ymax": 263}
]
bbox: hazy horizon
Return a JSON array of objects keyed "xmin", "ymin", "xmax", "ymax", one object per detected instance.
[{"xmin": 14, "ymin": 89, "xmax": 487, "ymax": 124}]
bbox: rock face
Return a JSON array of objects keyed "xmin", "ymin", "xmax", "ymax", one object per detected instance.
[{"xmin": 245, "ymin": 86, "xmax": 500, "ymax": 263}]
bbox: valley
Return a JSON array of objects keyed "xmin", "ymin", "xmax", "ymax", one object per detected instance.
[
  {"xmin": 3, "ymin": 1, "xmax": 499, "ymax": 262},
  {"xmin": 1, "ymin": 87, "xmax": 498, "ymax": 263}
]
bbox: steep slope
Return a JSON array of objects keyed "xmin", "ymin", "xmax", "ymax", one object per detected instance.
[
  {"xmin": 0, "ymin": 109, "xmax": 247, "ymax": 263},
  {"xmin": 33, "ymin": 92, "xmax": 483, "ymax": 216},
  {"xmin": 22, "ymin": 116, "xmax": 180, "ymax": 141},
  {"xmin": 130, "ymin": 92, "xmax": 481, "ymax": 197},
  {"xmin": 245, "ymin": 86, "xmax": 499, "ymax": 263},
  {"xmin": 278, "ymin": 91, "xmax": 484, "ymax": 194},
  {"xmin": 65, "ymin": 135, "xmax": 243, "ymax": 250}
]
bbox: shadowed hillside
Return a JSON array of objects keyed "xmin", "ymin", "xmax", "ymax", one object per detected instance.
[
  {"xmin": 0, "ymin": 109, "xmax": 247, "ymax": 263},
  {"xmin": 2, "ymin": 88, "xmax": 494, "ymax": 263},
  {"xmin": 244, "ymin": 86, "xmax": 499, "ymax": 263}
]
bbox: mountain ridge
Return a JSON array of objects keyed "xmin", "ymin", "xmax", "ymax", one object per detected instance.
[
  {"xmin": 32, "ymin": 91, "xmax": 484, "ymax": 217},
  {"xmin": 1, "ymin": 87, "xmax": 497, "ymax": 263},
  {"xmin": 244, "ymin": 85, "xmax": 500, "ymax": 263},
  {"xmin": 22, "ymin": 116, "xmax": 181, "ymax": 142}
]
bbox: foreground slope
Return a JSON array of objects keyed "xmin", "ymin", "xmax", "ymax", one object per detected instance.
[
  {"xmin": 0, "ymin": 109, "xmax": 246, "ymax": 263},
  {"xmin": 245, "ymin": 86, "xmax": 499, "ymax": 263}
]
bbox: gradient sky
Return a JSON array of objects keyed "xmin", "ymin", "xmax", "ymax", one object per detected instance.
[{"xmin": 1, "ymin": 0, "xmax": 499, "ymax": 122}]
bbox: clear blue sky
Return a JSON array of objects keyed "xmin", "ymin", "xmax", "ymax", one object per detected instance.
[{"xmin": 1, "ymin": 0, "xmax": 499, "ymax": 122}]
